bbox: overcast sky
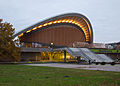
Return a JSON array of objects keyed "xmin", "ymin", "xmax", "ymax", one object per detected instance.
[{"xmin": 0, "ymin": 0, "xmax": 120, "ymax": 43}]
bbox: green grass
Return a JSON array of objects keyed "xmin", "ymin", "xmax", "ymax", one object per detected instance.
[{"xmin": 0, "ymin": 65, "xmax": 120, "ymax": 86}]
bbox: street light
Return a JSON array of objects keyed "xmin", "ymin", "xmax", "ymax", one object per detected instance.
[
  {"xmin": 50, "ymin": 43, "xmax": 54, "ymax": 61},
  {"xmin": 51, "ymin": 43, "xmax": 53, "ymax": 45}
]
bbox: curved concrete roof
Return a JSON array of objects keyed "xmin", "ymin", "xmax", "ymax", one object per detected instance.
[{"xmin": 14, "ymin": 13, "xmax": 93, "ymax": 43}]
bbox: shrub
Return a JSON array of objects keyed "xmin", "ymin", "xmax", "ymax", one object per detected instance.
[
  {"xmin": 95, "ymin": 62, "xmax": 99, "ymax": 65},
  {"xmin": 111, "ymin": 62, "xmax": 115, "ymax": 66},
  {"xmin": 100, "ymin": 62, "xmax": 106, "ymax": 65}
]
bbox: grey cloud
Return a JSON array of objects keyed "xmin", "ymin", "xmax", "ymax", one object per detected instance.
[{"xmin": 0, "ymin": 0, "xmax": 120, "ymax": 43}]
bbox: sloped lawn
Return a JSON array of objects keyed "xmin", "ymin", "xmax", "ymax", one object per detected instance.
[{"xmin": 0, "ymin": 64, "xmax": 120, "ymax": 86}]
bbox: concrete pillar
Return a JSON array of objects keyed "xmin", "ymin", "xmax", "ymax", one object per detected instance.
[
  {"xmin": 64, "ymin": 51, "xmax": 66, "ymax": 62},
  {"xmin": 50, "ymin": 52, "xmax": 52, "ymax": 61}
]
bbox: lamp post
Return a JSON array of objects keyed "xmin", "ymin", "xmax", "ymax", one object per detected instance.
[{"xmin": 50, "ymin": 43, "xmax": 54, "ymax": 62}]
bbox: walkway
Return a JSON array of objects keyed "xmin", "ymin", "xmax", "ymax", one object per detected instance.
[{"xmin": 23, "ymin": 63, "xmax": 120, "ymax": 72}]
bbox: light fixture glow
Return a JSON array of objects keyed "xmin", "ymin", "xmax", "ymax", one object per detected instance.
[
  {"xmin": 18, "ymin": 33, "xmax": 23, "ymax": 37},
  {"xmin": 26, "ymin": 30, "xmax": 31, "ymax": 33},
  {"xmin": 62, "ymin": 20, "xmax": 66, "ymax": 22},
  {"xmin": 53, "ymin": 21, "xmax": 57, "ymax": 24},
  {"xmin": 58, "ymin": 20, "xmax": 61, "ymax": 23},
  {"xmin": 18, "ymin": 18, "xmax": 91, "ymax": 43},
  {"xmin": 32, "ymin": 27, "xmax": 37, "ymax": 30},
  {"xmin": 66, "ymin": 20, "xmax": 69, "ymax": 23},
  {"xmin": 48, "ymin": 22, "xmax": 53, "ymax": 25},
  {"xmin": 43, "ymin": 23, "xmax": 48, "ymax": 26}
]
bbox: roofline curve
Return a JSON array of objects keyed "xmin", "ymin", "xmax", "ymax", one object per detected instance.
[{"xmin": 14, "ymin": 13, "xmax": 93, "ymax": 43}]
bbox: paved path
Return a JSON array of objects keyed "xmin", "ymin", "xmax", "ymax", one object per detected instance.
[{"xmin": 23, "ymin": 63, "xmax": 120, "ymax": 72}]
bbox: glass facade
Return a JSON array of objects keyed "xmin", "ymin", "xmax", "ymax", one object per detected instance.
[
  {"xmin": 20, "ymin": 42, "xmax": 77, "ymax": 62},
  {"xmin": 34, "ymin": 51, "xmax": 76, "ymax": 62}
]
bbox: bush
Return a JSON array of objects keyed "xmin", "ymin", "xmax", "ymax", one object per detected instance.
[
  {"xmin": 95, "ymin": 62, "xmax": 99, "ymax": 65},
  {"xmin": 111, "ymin": 62, "xmax": 115, "ymax": 66},
  {"xmin": 100, "ymin": 62, "xmax": 106, "ymax": 65}
]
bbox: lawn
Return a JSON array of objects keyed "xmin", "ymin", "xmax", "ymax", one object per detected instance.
[{"xmin": 0, "ymin": 64, "xmax": 120, "ymax": 86}]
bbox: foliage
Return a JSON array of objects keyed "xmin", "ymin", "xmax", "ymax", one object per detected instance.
[
  {"xmin": 100, "ymin": 62, "xmax": 106, "ymax": 65},
  {"xmin": 111, "ymin": 62, "xmax": 115, "ymax": 65},
  {"xmin": 91, "ymin": 49, "xmax": 120, "ymax": 53},
  {"xmin": 0, "ymin": 19, "xmax": 21, "ymax": 62},
  {"xmin": 95, "ymin": 62, "xmax": 99, "ymax": 65}
]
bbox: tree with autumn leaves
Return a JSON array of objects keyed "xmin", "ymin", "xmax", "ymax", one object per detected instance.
[{"xmin": 0, "ymin": 19, "xmax": 21, "ymax": 62}]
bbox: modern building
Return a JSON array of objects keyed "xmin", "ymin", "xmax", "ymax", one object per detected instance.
[{"xmin": 14, "ymin": 13, "xmax": 114, "ymax": 63}]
